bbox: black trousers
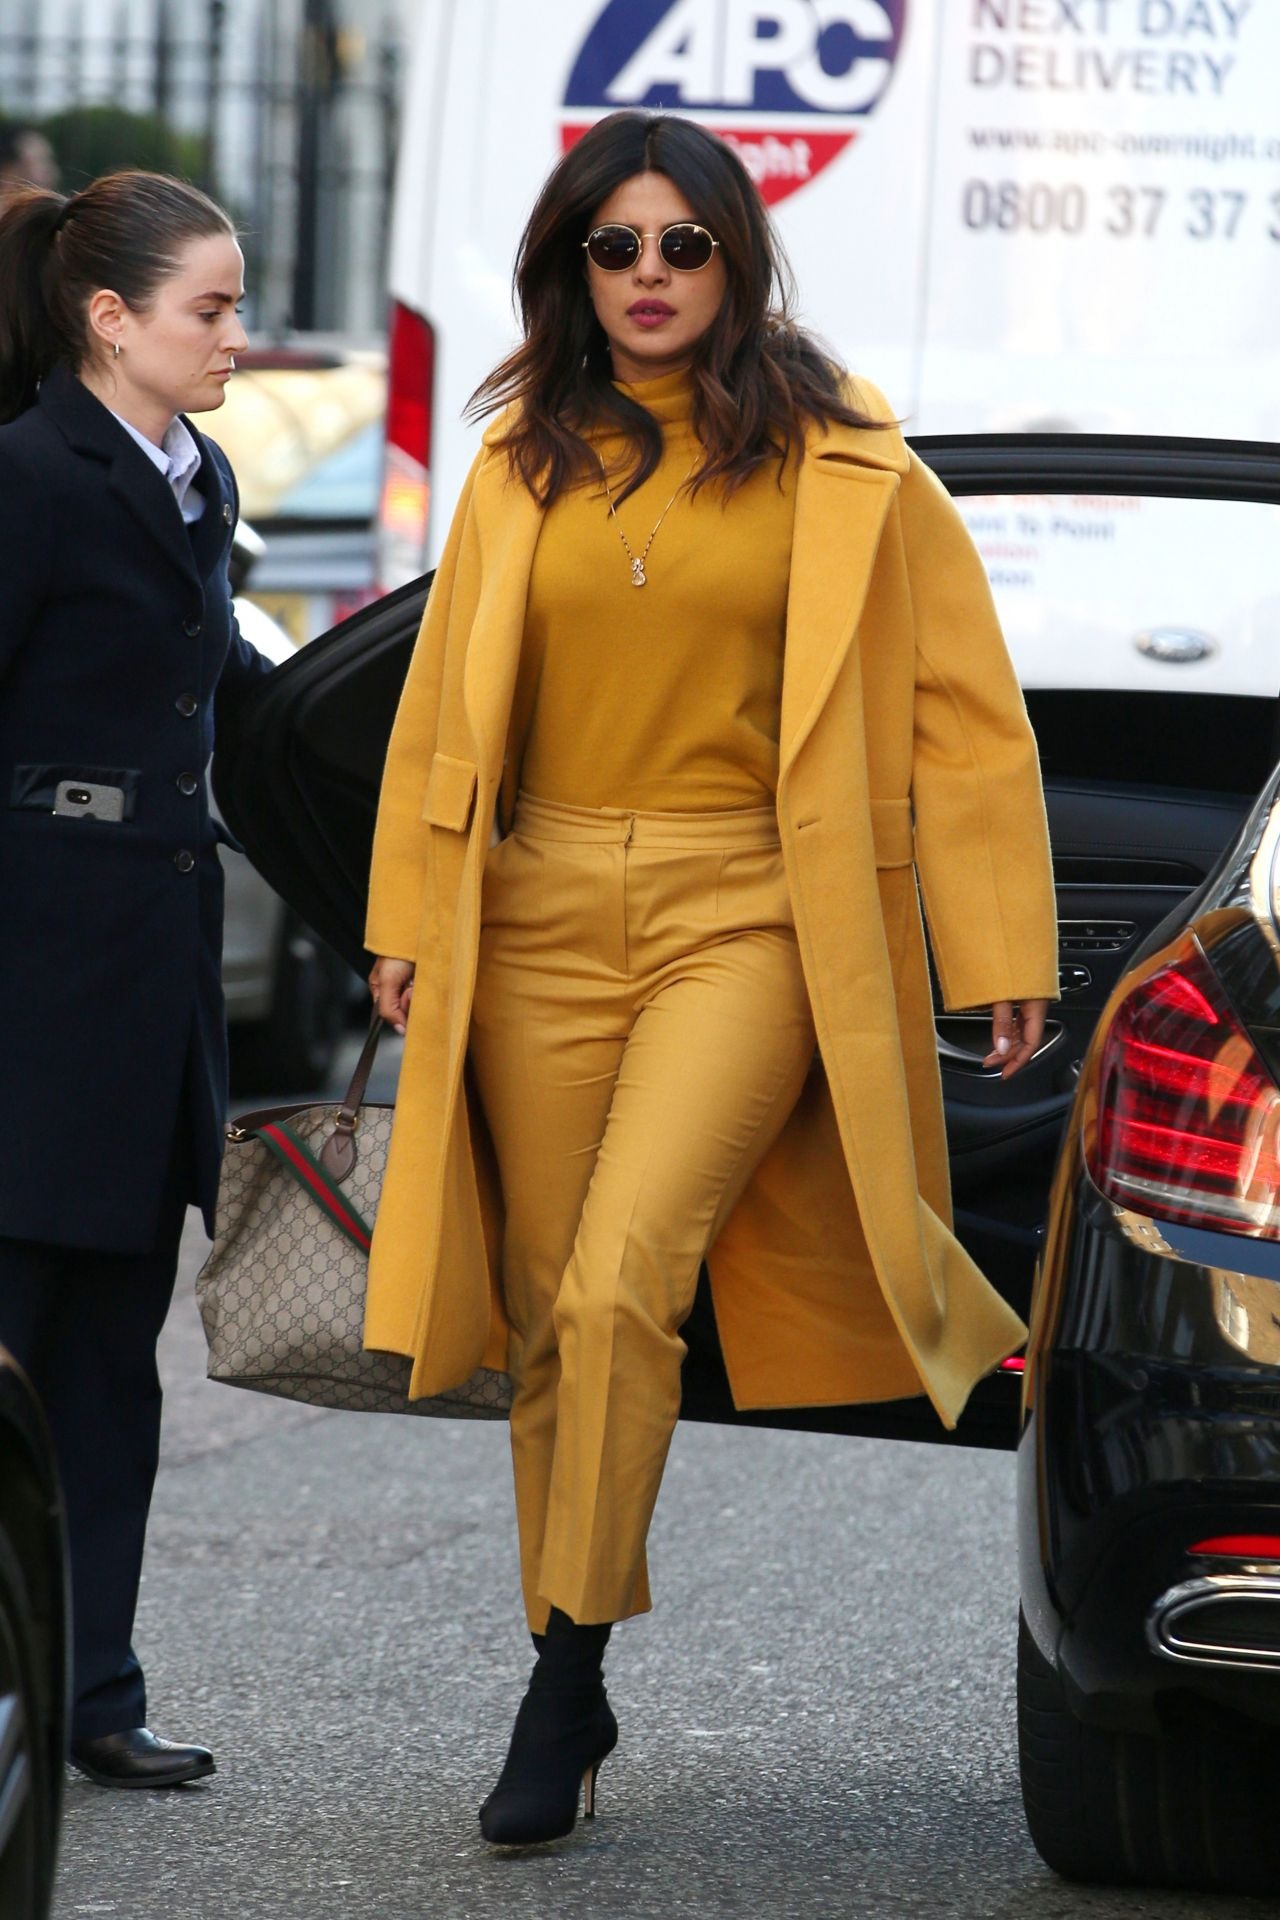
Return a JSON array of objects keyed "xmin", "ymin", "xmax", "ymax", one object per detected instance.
[{"xmin": 0, "ymin": 1129, "xmax": 193, "ymax": 1742}]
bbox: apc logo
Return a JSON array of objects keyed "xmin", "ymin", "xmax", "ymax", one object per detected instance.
[{"xmin": 562, "ymin": 1, "xmax": 907, "ymax": 207}]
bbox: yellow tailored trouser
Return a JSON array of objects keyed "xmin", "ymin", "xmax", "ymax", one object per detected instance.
[{"xmin": 469, "ymin": 793, "xmax": 816, "ymax": 1633}]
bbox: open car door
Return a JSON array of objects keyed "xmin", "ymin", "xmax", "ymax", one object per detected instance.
[{"xmin": 214, "ymin": 433, "xmax": 1280, "ymax": 1450}]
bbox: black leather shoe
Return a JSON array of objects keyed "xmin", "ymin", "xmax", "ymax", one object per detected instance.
[{"xmin": 70, "ymin": 1727, "xmax": 215, "ymax": 1788}]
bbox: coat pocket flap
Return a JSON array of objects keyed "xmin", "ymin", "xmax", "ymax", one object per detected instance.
[
  {"xmin": 421, "ymin": 753, "xmax": 478, "ymax": 832},
  {"xmin": 871, "ymin": 798, "xmax": 914, "ymax": 869}
]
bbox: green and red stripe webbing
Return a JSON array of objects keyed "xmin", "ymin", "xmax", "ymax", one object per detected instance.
[{"xmin": 255, "ymin": 1122, "xmax": 373, "ymax": 1254}]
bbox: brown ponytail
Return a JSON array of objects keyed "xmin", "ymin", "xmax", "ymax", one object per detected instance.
[{"xmin": 0, "ymin": 170, "xmax": 234, "ymax": 424}]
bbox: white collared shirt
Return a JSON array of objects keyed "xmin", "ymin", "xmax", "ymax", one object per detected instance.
[{"xmin": 111, "ymin": 411, "xmax": 206, "ymax": 525}]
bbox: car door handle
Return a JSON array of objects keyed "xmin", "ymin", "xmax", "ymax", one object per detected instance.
[{"xmin": 936, "ymin": 1015, "xmax": 1068, "ymax": 1077}]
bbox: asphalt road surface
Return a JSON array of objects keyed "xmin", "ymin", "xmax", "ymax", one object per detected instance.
[{"xmin": 51, "ymin": 1036, "xmax": 1274, "ymax": 1920}]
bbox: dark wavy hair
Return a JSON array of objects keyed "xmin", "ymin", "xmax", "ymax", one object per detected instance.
[
  {"xmin": 469, "ymin": 112, "xmax": 886, "ymax": 506},
  {"xmin": 0, "ymin": 170, "xmax": 234, "ymax": 423}
]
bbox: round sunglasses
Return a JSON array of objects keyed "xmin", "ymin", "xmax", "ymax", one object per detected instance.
[{"xmin": 582, "ymin": 222, "xmax": 720, "ymax": 274}]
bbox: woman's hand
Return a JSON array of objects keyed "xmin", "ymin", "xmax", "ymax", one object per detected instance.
[
  {"xmin": 369, "ymin": 957, "xmax": 415, "ymax": 1037},
  {"xmin": 984, "ymin": 999, "xmax": 1049, "ymax": 1080}
]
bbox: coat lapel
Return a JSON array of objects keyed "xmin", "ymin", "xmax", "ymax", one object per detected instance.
[
  {"xmin": 106, "ymin": 451, "xmax": 199, "ymax": 590},
  {"xmin": 779, "ymin": 415, "xmax": 907, "ymax": 781},
  {"xmin": 185, "ymin": 429, "xmax": 233, "ymax": 582},
  {"xmin": 38, "ymin": 366, "xmax": 200, "ymax": 591},
  {"xmin": 461, "ymin": 437, "xmax": 543, "ymax": 780}
]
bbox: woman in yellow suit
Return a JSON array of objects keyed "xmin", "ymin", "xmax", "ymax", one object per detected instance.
[{"xmin": 368, "ymin": 111, "xmax": 1057, "ymax": 1846}]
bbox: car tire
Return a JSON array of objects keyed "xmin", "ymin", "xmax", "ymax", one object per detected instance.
[
  {"xmin": 0, "ymin": 1534, "xmax": 57, "ymax": 1920},
  {"xmin": 1018, "ymin": 1608, "xmax": 1280, "ymax": 1896},
  {"xmin": 229, "ymin": 910, "xmax": 350, "ymax": 1095}
]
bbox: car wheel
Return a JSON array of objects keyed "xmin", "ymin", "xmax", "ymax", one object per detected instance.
[
  {"xmin": 230, "ymin": 910, "xmax": 350, "ymax": 1095},
  {"xmin": 0, "ymin": 1535, "xmax": 56, "ymax": 1920},
  {"xmin": 1018, "ymin": 1608, "xmax": 1280, "ymax": 1896}
]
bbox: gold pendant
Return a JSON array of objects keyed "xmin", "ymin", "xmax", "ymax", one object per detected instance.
[{"xmin": 631, "ymin": 559, "xmax": 647, "ymax": 587}]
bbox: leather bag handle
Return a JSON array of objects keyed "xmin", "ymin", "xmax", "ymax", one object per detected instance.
[
  {"xmin": 335, "ymin": 1011, "xmax": 385, "ymax": 1124},
  {"xmin": 317, "ymin": 1013, "xmax": 385, "ymax": 1182},
  {"xmin": 225, "ymin": 1012, "xmax": 387, "ymax": 1185}
]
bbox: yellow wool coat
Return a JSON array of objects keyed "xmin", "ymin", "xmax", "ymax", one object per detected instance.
[{"xmin": 362, "ymin": 382, "xmax": 1059, "ymax": 1430}]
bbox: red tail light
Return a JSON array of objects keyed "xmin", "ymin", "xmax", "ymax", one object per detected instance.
[
  {"xmin": 1191, "ymin": 1536, "xmax": 1280, "ymax": 1558},
  {"xmin": 1087, "ymin": 939, "xmax": 1280, "ymax": 1240},
  {"xmin": 377, "ymin": 299, "xmax": 435, "ymax": 592}
]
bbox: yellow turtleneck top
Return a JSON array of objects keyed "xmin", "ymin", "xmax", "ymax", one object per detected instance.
[{"xmin": 510, "ymin": 367, "xmax": 798, "ymax": 811}]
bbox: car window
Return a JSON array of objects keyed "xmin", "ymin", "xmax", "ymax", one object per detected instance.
[
  {"xmin": 214, "ymin": 356, "xmax": 386, "ymax": 521},
  {"xmin": 273, "ymin": 423, "xmax": 382, "ymax": 521},
  {"xmin": 961, "ymin": 493, "xmax": 1280, "ymax": 697},
  {"xmin": 960, "ymin": 492, "xmax": 1280, "ymax": 796}
]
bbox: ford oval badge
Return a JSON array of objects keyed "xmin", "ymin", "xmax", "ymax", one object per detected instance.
[{"xmin": 1134, "ymin": 628, "xmax": 1218, "ymax": 665}]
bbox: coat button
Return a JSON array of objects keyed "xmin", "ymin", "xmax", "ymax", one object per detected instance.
[
  {"xmin": 177, "ymin": 772, "xmax": 199, "ymax": 796},
  {"xmin": 175, "ymin": 693, "xmax": 198, "ymax": 716},
  {"xmin": 183, "ymin": 618, "xmax": 202, "ymax": 638},
  {"xmin": 174, "ymin": 849, "xmax": 195, "ymax": 873},
  {"xmin": 222, "ymin": 502, "xmax": 234, "ymax": 526}
]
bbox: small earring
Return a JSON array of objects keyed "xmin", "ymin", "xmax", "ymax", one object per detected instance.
[{"xmin": 112, "ymin": 341, "xmax": 120, "ymax": 360}]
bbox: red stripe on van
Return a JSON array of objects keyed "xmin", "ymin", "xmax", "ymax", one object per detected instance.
[{"xmin": 559, "ymin": 122, "xmax": 857, "ymax": 207}]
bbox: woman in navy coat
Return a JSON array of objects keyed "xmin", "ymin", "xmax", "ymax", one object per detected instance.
[{"xmin": 0, "ymin": 171, "xmax": 269, "ymax": 1786}]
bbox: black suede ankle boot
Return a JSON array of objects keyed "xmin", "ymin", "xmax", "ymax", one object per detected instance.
[{"xmin": 479, "ymin": 1608, "xmax": 617, "ymax": 1845}]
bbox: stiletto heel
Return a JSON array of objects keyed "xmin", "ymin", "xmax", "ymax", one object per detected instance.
[{"xmin": 479, "ymin": 1608, "xmax": 617, "ymax": 1846}]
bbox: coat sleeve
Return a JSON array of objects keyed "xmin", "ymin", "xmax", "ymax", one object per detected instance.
[
  {"xmin": 215, "ymin": 602, "xmax": 275, "ymax": 705},
  {"xmin": 364, "ymin": 450, "xmax": 484, "ymax": 962},
  {"xmin": 901, "ymin": 450, "xmax": 1059, "ymax": 1011},
  {"xmin": 0, "ymin": 441, "xmax": 53, "ymax": 680}
]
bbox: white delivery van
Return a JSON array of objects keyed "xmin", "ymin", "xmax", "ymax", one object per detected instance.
[{"xmin": 375, "ymin": 0, "xmax": 1280, "ymax": 700}]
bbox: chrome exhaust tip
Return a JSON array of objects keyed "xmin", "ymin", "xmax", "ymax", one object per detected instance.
[{"xmin": 1149, "ymin": 1573, "xmax": 1280, "ymax": 1671}]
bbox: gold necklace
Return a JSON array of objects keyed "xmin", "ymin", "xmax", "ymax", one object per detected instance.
[{"xmin": 596, "ymin": 456, "xmax": 691, "ymax": 587}]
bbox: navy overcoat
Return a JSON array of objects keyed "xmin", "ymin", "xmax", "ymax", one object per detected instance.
[{"xmin": 0, "ymin": 365, "xmax": 272, "ymax": 1254}]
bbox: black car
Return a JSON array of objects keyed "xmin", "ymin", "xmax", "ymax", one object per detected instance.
[
  {"xmin": 0, "ymin": 1347, "xmax": 68, "ymax": 1918},
  {"xmin": 215, "ymin": 432, "xmax": 1280, "ymax": 1897}
]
